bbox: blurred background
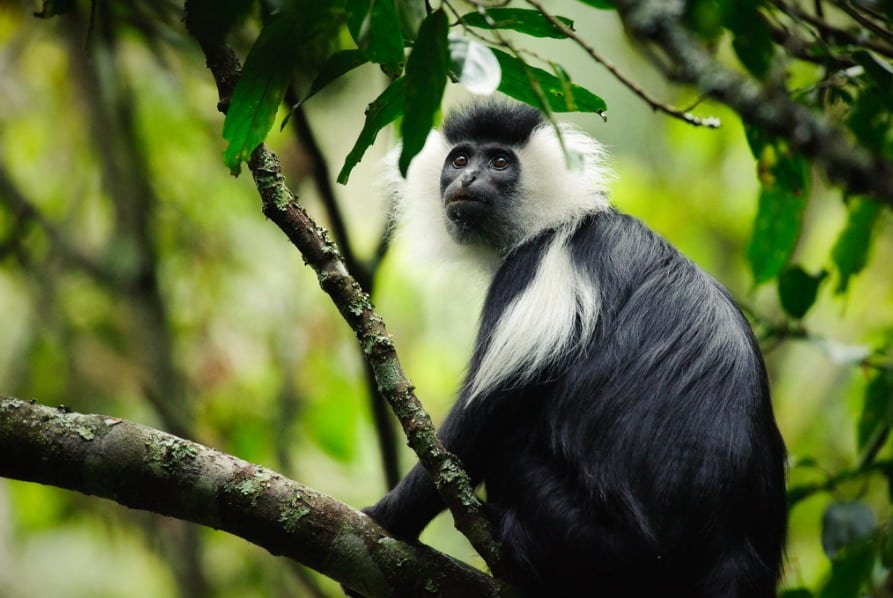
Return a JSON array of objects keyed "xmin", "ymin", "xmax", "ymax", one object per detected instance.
[{"xmin": 0, "ymin": 1, "xmax": 891, "ymax": 596}]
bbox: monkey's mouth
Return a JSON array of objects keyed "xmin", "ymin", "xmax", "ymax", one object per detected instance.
[{"xmin": 445, "ymin": 193, "xmax": 487, "ymax": 224}]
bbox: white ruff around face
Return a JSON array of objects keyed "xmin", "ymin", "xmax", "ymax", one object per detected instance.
[
  {"xmin": 387, "ymin": 115, "xmax": 612, "ymax": 401},
  {"xmin": 513, "ymin": 123, "xmax": 613, "ymax": 244},
  {"xmin": 388, "ymin": 132, "xmax": 503, "ymax": 274},
  {"xmin": 390, "ymin": 121, "xmax": 612, "ymax": 272}
]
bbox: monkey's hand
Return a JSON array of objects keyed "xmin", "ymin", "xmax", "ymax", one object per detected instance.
[{"xmin": 361, "ymin": 501, "xmax": 426, "ymax": 541}]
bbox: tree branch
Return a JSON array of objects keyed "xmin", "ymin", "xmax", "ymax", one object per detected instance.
[
  {"xmin": 182, "ymin": 22, "xmax": 509, "ymax": 580},
  {"xmin": 246, "ymin": 145, "xmax": 508, "ymax": 575},
  {"xmin": 614, "ymin": 0, "xmax": 893, "ymax": 205},
  {"xmin": 0, "ymin": 397, "xmax": 500, "ymax": 598},
  {"xmin": 281, "ymin": 90, "xmax": 402, "ymax": 490}
]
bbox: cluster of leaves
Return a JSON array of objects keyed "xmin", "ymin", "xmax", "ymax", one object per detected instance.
[
  {"xmin": 209, "ymin": 0, "xmax": 609, "ymax": 180},
  {"xmin": 689, "ymin": 2, "xmax": 893, "ymax": 596},
  {"xmin": 708, "ymin": 1, "xmax": 892, "ymax": 314},
  {"xmin": 679, "ymin": 0, "xmax": 892, "ymax": 316}
]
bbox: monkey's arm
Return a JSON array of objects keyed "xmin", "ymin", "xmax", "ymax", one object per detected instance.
[
  {"xmin": 364, "ymin": 244, "xmax": 537, "ymax": 539},
  {"xmin": 364, "ymin": 396, "xmax": 489, "ymax": 540}
]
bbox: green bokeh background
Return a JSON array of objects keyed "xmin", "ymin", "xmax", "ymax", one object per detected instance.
[{"xmin": 0, "ymin": 2, "xmax": 891, "ymax": 595}]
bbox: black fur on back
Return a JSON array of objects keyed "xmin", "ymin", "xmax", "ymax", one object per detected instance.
[
  {"xmin": 471, "ymin": 211, "xmax": 787, "ymax": 596},
  {"xmin": 441, "ymin": 102, "xmax": 546, "ymax": 146}
]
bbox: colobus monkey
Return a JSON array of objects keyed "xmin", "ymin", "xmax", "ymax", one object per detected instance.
[{"xmin": 366, "ymin": 102, "xmax": 786, "ymax": 597}]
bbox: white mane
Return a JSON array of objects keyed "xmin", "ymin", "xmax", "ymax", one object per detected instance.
[
  {"xmin": 386, "ymin": 118, "xmax": 613, "ymax": 278},
  {"xmin": 385, "ymin": 113, "xmax": 613, "ymax": 401}
]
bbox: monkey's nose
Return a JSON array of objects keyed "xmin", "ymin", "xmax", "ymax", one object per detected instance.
[{"xmin": 461, "ymin": 171, "xmax": 477, "ymax": 186}]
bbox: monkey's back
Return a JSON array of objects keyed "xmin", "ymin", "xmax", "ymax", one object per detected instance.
[{"xmin": 478, "ymin": 211, "xmax": 786, "ymax": 597}]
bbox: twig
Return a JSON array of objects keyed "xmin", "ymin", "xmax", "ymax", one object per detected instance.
[
  {"xmin": 834, "ymin": 0, "xmax": 893, "ymax": 45},
  {"xmin": 526, "ymin": 0, "xmax": 721, "ymax": 128},
  {"xmin": 771, "ymin": 0, "xmax": 893, "ymax": 59},
  {"xmin": 764, "ymin": 9, "xmax": 856, "ymax": 67}
]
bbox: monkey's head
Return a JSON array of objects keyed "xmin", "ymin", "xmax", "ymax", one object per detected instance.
[{"xmin": 391, "ymin": 101, "xmax": 613, "ymax": 269}]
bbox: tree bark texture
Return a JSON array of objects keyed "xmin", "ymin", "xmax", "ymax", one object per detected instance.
[{"xmin": 0, "ymin": 397, "xmax": 500, "ymax": 597}]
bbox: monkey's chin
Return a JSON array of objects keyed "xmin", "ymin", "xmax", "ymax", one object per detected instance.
[
  {"xmin": 445, "ymin": 196, "xmax": 488, "ymax": 224},
  {"xmin": 446, "ymin": 210, "xmax": 486, "ymax": 243}
]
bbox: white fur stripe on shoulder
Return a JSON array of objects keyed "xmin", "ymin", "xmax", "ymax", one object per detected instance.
[{"xmin": 467, "ymin": 224, "xmax": 600, "ymax": 402}]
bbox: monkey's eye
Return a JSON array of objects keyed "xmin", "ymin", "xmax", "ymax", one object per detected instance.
[
  {"xmin": 452, "ymin": 154, "xmax": 469, "ymax": 168},
  {"xmin": 490, "ymin": 155, "xmax": 510, "ymax": 170}
]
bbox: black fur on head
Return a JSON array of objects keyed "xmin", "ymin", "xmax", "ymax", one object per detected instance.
[{"xmin": 442, "ymin": 102, "xmax": 546, "ymax": 147}]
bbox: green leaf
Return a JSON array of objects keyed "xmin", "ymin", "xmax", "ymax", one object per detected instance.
[
  {"xmin": 857, "ymin": 371, "xmax": 893, "ymax": 454},
  {"xmin": 819, "ymin": 537, "xmax": 876, "ymax": 598},
  {"xmin": 399, "ymin": 9, "xmax": 449, "ymax": 176},
  {"xmin": 721, "ymin": 1, "xmax": 775, "ymax": 78},
  {"xmin": 747, "ymin": 186, "xmax": 808, "ymax": 284},
  {"xmin": 291, "ymin": 49, "xmax": 369, "ymax": 111},
  {"xmin": 746, "ymin": 141, "xmax": 809, "ymax": 284},
  {"xmin": 449, "ymin": 36, "xmax": 501, "ymax": 96},
  {"xmin": 853, "ymin": 50, "xmax": 893, "ymax": 95},
  {"xmin": 832, "ymin": 198, "xmax": 881, "ymax": 294},
  {"xmin": 459, "ymin": 8, "xmax": 575, "ymax": 39},
  {"xmin": 771, "ymin": 144, "xmax": 809, "ymax": 191},
  {"xmin": 491, "ymin": 49, "xmax": 607, "ymax": 114},
  {"xmin": 849, "ymin": 90, "xmax": 893, "ymax": 155},
  {"xmin": 743, "ymin": 125, "xmax": 769, "ymax": 161},
  {"xmin": 337, "ymin": 77, "xmax": 405, "ymax": 185},
  {"xmin": 685, "ymin": 0, "xmax": 724, "ymax": 41},
  {"xmin": 821, "ymin": 501, "xmax": 876, "ymax": 558},
  {"xmin": 777, "ymin": 266, "xmax": 825, "ymax": 319},
  {"xmin": 576, "ymin": 0, "xmax": 615, "ymax": 9},
  {"xmin": 779, "ymin": 590, "xmax": 815, "ymax": 598},
  {"xmin": 222, "ymin": 14, "xmax": 304, "ymax": 175},
  {"xmin": 346, "ymin": 0, "xmax": 406, "ymax": 77}
]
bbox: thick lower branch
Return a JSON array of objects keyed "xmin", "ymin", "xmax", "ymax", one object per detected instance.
[{"xmin": 0, "ymin": 397, "xmax": 500, "ymax": 598}]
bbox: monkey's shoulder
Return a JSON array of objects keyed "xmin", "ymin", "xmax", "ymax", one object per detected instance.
[
  {"xmin": 568, "ymin": 211, "xmax": 710, "ymax": 289},
  {"xmin": 569, "ymin": 211, "xmax": 754, "ymax": 343}
]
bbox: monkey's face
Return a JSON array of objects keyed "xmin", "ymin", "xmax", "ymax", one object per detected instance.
[{"xmin": 439, "ymin": 142, "xmax": 521, "ymax": 251}]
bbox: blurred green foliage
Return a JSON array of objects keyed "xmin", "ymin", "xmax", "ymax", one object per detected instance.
[{"xmin": 1, "ymin": 0, "xmax": 892, "ymax": 596}]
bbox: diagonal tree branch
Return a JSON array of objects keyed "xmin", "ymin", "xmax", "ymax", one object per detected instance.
[
  {"xmin": 281, "ymin": 90, "xmax": 402, "ymax": 491},
  {"xmin": 0, "ymin": 396, "xmax": 500, "ymax": 598},
  {"xmin": 182, "ymin": 15, "xmax": 510, "ymax": 582},
  {"xmin": 0, "ymin": 163, "xmax": 112, "ymax": 283},
  {"xmin": 246, "ymin": 145, "xmax": 509, "ymax": 573}
]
